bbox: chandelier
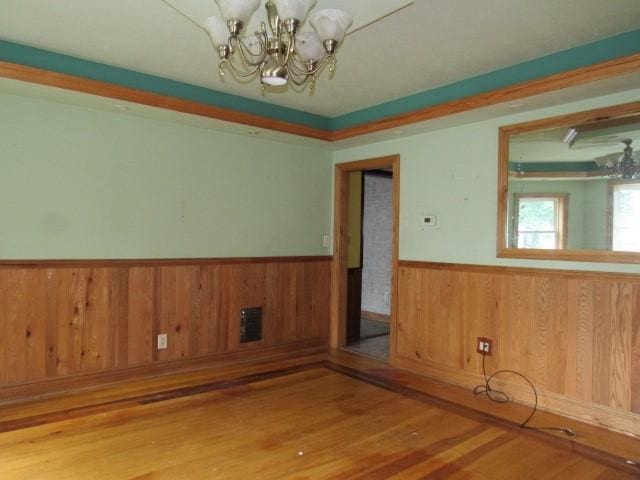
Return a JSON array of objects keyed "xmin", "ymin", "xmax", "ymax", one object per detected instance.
[
  {"xmin": 595, "ymin": 140, "xmax": 640, "ymax": 180},
  {"xmin": 203, "ymin": 0, "xmax": 353, "ymax": 91}
]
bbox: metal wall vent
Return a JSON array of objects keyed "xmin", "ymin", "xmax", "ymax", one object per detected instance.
[{"xmin": 240, "ymin": 307, "xmax": 263, "ymax": 343}]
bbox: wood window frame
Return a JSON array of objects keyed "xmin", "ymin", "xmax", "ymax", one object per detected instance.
[{"xmin": 511, "ymin": 193, "xmax": 568, "ymax": 250}]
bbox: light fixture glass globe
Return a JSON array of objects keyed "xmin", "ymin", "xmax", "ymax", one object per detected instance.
[
  {"xmin": 262, "ymin": 75, "xmax": 288, "ymax": 86},
  {"xmin": 273, "ymin": 0, "xmax": 317, "ymax": 23},
  {"xmin": 215, "ymin": 0, "xmax": 261, "ymax": 25},
  {"xmin": 242, "ymin": 34, "xmax": 263, "ymax": 63},
  {"xmin": 204, "ymin": 16, "xmax": 230, "ymax": 47},
  {"xmin": 295, "ymin": 32, "xmax": 325, "ymax": 62},
  {"xmin": 310, "ymin": 8, "xmax": 353, "ymax": 44}
]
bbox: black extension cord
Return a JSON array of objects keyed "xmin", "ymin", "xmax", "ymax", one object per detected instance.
[{"xmin": 473, "ymin": 353, "xmax": 576, "ymax": 438}]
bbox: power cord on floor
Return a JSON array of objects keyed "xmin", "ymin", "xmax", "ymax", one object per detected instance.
[{"xmin": 473, "ymin": 353, "xmax": 576, "ymax": 438}]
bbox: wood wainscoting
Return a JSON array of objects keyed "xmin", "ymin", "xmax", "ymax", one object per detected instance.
[
  {"xmin": 395, "ymin": 261, "xmax": 640, "ymax": 436},
  {"xmin": 0, "ymin": 256, "xmax": 330, "ymax": 393}
]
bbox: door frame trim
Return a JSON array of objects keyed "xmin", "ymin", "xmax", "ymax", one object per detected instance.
[{"xmin": 330, "ymin": 155, "xmax": 400, "ymax": 364}]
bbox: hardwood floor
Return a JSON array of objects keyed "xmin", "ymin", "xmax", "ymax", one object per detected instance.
[{"xmin": 0, "ymin": 349, "xmax": 637, "ymax": 479}]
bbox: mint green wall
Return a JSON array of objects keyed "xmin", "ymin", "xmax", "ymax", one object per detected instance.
[
  {"xmin": 0, "ymin": 94, "xmax": 332, "ymax": 259},
  {"xmin": 3, "ymin": 85, "xmax": 640, "ymax": 273},
  {"xmin": 582, "ymin": 179, "xmax": 609, "ymax": 250},
  {"xmin": 333, "ymin": 88, "xmax": 640, "ymax": 274}
]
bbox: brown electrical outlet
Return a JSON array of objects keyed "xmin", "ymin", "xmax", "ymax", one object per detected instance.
[{"xmin": 477, "ymin": 337, "xmax": 493, "ymax": 356}]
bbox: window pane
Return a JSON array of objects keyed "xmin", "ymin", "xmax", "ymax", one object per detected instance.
[
  {"xmin": 613, "ymin": 228, "xmax": 640, "ymax": 251},
  {"xmin": 518, "ymin": 199, "xmax": 556, "ymax": 231},
  {"xmin": 518, "ymin": 232, "xmax": 556, "ymax": 249},
  {"xmin": 613, "ymin": 184, "xmax": 640, "ymax": 252}
]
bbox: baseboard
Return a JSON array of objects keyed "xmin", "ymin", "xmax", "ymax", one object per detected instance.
[
  {"xmin": 0, "ymin": 339, "xmax": 327, "ymax": 404},
  {"xmin": 393, "ymin": 354, "xmax": 640, "ymax": 438},
  {"xmin": 361, "ymin": 310, "xmax": 390, "ymax": 323}
]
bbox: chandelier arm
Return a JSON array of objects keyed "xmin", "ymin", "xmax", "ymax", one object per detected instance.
[
  {"xmin": 220, "ymin": 59, "xmax": 262, "ymax": 79},
  {"xmin": 287, "ymin": 69, "xmax": 310, "ymax": 86},
  {"xmin": 231, "ymin": 34, "xmax": 268, "ymax": 67},
  {"xmin": 288, "ymin": 54, "xmax": 324, "ymax": 76},
  {"xmin": 289, "ymin": 54, "xmax": 337, "ymax": 77},
  {"xmin": 261, "ymin": 21, "xmax": 269, "ymax": 38},
  {"xmin": 282, "ymin": 30, "xmax": 296, "ymax": 67},
  {"xmin": 287, "ymin": 57, "xmax": 313, "ymax": 76}
]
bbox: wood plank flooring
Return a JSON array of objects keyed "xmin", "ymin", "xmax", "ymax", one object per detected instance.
[{"xmin": 0, "ymin": 351, "xmax": 638, "ymax": 479}]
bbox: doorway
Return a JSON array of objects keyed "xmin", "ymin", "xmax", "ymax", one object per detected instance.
[
  {"xmin": 330, "ymin": 156, "xmax": 399, "ymax": 364},
  {"xmin": 346, "ymin": 170, "xmax": 393, "ymax": 359}
]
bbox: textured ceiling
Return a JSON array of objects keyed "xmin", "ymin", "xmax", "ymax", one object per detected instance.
[
  {"xmin": 1, "ymin": 0, "xmax": 639, "ymax": 117},
  {"xmin": 511, "ymin": 124, "xmax": 640, "ymax": 163}
]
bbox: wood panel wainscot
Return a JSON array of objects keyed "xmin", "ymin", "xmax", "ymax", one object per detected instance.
[
  {"xmin": 395, "ymin": 261, "xmax": 640, "ymax": 437},
  {"xmin": 0, "ymin": 257, "xmax": 331, "ymax": 393}
]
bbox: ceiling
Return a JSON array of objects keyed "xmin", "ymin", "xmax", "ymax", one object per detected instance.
[
  {"xmin": 511, "ymin": 119, "xmax": 640, "ymax": 164},
  {"xmin": 1, "ymin": 0, "xmax": 639, "ymax": 118}
]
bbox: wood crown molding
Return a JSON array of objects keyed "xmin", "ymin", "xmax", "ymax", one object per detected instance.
[
  {"xmin": 0, "ymin": 62, "xmax": 332, "ymax": 141},
  {"xmin": 1, "ymin": 53, "xmax": 640, "ymax": 142},
  {"xmin": 330, "ymin": 53, "xmax": 640, "ymax": 141}
]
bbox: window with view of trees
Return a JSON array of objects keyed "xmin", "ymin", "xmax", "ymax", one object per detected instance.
[
  {"xmin": 610, "ymin": 182, "xmax": 640, "ymax": 252},
  {"xmin": 512, "ymin": 194, "xmax": 567, "ymax": 249}
]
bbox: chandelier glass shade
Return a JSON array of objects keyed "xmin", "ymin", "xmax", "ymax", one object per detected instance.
[
  {"xmin": 203, "ymin": 0, "xmax": 353, "ymax": 90},
  {"xmin": 595, "ymin": 140, "xmax": 640, "ymax": 180}
]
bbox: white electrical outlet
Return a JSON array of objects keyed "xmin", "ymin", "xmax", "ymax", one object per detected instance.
[
  {"xmin": 476, "ymin": 337, "xmax": 492, "ymax": 355},
  {"xmin": 322, "ymin": 234, "xmax": 330, "ymax": 248},
  {"xmin": 157, "ymin": 333, "xmax": 168, "ymax": 350}
]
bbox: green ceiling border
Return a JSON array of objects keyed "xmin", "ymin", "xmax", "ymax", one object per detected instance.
[
  {"xmin": 1, "ymin": 28, "xmax": 639, "ymax": 133},
  {"xmin": 509, "ymin": 161, "xmax": 600, "ymax": 173},
  {"xmin": 330, "ymin": 29, "xmax": 640, "ymax": 131},
  {"xmin": 0, "ymin": 40, "xmax": 332, "ymax": 131}
]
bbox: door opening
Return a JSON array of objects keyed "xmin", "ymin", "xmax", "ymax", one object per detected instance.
[
  {"xmin": 330, "ymin": 156, "xmax": 399, "ymax": 364},
  {"xmin": 346, "ymin": 170, "xmax": 393, "ymax": 360}
]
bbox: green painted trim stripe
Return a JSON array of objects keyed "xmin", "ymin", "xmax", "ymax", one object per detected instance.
[
  {"xmin": 0, "ymin": 40, "xmax": 331, "ymax": 131},
  {"xmin": 329, "ymin": 29, "xmax": 640, "ymax": 131},
  {"xmin": 1, "ymin": 28, "xmax": 639, "ymax": 133},
  {"xmin": 509, "ymin": 161, "xmax": 600, "ymax": 173}
]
